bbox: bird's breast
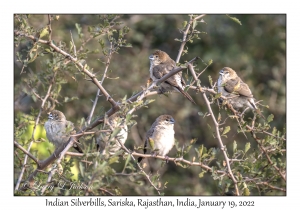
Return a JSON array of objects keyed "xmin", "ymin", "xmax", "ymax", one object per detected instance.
[
  {"xmin": 149, "ymin": 63, "xmax": 157, "ymax": 81},
  {"xmin": 150, "ymin": 125, "xmax": 175, "ymax": 156}
]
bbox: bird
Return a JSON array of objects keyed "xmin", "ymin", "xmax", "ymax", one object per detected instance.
[
  {"xmin": 148, "ymin": 50, "xmax": 196, "ymax": 104},
  {"xmin": 217, "ymin": 67, "xmax": 264, "ymax": 118},
  {"xmin": 138, "ymin": 115, "xmax": 175, "ymax": 163},
  {"xmin": 95, "ymin": 112, "xmax": 128, "ymax": 155},
  {"xmin": 44, "ymin": 110, "xmax": 82, "ymax": 153}
]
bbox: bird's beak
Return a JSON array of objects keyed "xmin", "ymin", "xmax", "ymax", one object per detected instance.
[
  {"xmin": 219, "ymin": 71, "xmax": 224, "ymax": 76},
  {"xmin": 149, "ymin": 55, "xmax": 154, "ymax": 60},
  {"xmin": 170, "ymin": 118, "xmax": 175, "ymax": 124},
  {"xmin": 47, "ymin": 112, "xmax": 53, "ymax": 120}
]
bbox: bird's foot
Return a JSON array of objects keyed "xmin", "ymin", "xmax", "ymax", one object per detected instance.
[{"xmin": 164, "ymin": 156, "xmax": 170, "ymax": 163}]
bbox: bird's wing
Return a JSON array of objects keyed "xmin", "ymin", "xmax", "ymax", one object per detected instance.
[
  {"xmin": 153, "ymin": 63, "xmax": 195, "ymax": 104},
  {"xmin": 224, "ymin": 77, "xmax": 253, "ymax": 97},
  {"xmin": 153, "ymin": 63, "xmax": 182, "ymax": 88},
  {"xmin": 65, "ymin": 120, "xmax": 74, "ymax": 131},
  {"xmin": 96, "ymin": 131, "xmax": 110, "ymax": 153},
  {"xmin": 224, "ymin": 78, "xmax": 239, "ymax": 93},
  {"xmin": 138, "ymin": 126, "xmax": 155, "ymax": 163},
  {"xmin": 236, "ymin": 81, "xmax": 253, "ymax": 97},
  {"xmin": 66, "ymin": 120, "xmax": 83, "ymax": 153}
]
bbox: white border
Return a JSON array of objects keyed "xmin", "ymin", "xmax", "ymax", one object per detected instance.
[{"xmin": 7, "ymin": 0, "xmax": 296, "ymax": 209}]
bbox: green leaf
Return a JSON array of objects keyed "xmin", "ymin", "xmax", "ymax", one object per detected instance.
[
  {"xmin": 108, "ymin": 156, "xmax": 119, "ymax": 165},
  {"xmin": 64, "ymin": 96, "xmax": 79, "ymax": 103},
  {"xmin": 214, "ymin": 93, "xmax": 222, "ymax": 99},
  {"xmin": 244, "ymin": 142, "xmax": 251, "ymax": 154},
  {"xmin": 44, "ymin": 48, "xmax": 52, "ymax": 53},
  {"xmin": 233, "ymin": 140, "xmax": 237, "ymax": 152},
  {"xmin": 109, "ymin": 127, "xmax": 121, "ymax": 141},
  {"xmin": 222, "ymin": 126, "xmax": 230, "ymax": 135},
  {"xmin": 192, "ymin": 20, "xmax": 198, "ymax": 29},
  {"xmin": 198, "ymin": 145, "xmax": 204, "ymax": 157},
  {"xmin": 124, "ymin": 43, "xmax": 132, "ymax": 47},
  {"xmin": 208, "ymin": 75, "xmax": 213, "ymax": 87},
  {"xmin": 149, "ymin": 138, "xmax": 155, "ymax": 150},
  {"xmin": 199, "ymin": 171, "xmax": 205, "ymax": 178},
  {"xmin": 244, "ymin": 187, "xmax": 250, "ymax": 196},
  {"xmin": 226, "ymin": 15, "xmax": 242, "ymax": 25},
  {"xmin": 267, "ymin": 114, "xmax": 274, "ymax": 123},
  {"xmin": 39, "ymin": 27, "xmax": 49, "ymax": 38},
  {"xmin": 75, "ymin": 23, "xmax": 82, "ymax": 35},
  {"xmin": 78, "ymin": 162, "xmax": 85, "ymax": 177}
]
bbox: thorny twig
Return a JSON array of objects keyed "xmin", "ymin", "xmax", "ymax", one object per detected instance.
[
  {"xmin": 15, "ymin": 71, "xmax": 57, "ymax": 191},
  {"xmin": 187, "ymin": 63, "xmax": 240, "ymax": 196}
]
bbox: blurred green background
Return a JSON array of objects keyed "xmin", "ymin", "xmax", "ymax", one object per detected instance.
[{"xmin": 14, "ymin": 14, "xmax": 286, "ymax": 195}]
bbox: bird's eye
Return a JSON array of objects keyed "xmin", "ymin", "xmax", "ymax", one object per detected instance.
[
  {"xmin": 155, "ymin": 55, "xmax": 158, "ymax": 58},
  {"xmin": 48, "ymin": 113, "xmax": 53, "ymax": 120},
  {"xmin": 225, "ymin": 71, "xmax": 229, "ymax": 74}
]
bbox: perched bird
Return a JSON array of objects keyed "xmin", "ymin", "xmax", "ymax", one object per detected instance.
[
  {"xmin": 138, "ymin": 115, "xmax": 175, "ymax": 162},
  {"xmin": 149, "ymin": 50, "xmax": 196, "ymax": 104},
  {"xmin": 44, "ymin": 110, "xmax": 82, "ymax": 153},
  {"xmin": 217, "ymin": 67, "xmax": 264, "ymax": 118},
  {"xmin": 95, "ymin": 113, "xmax": 128, "ymax": 155}
]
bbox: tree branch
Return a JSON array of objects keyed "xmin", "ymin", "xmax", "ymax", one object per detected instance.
[
  {"xmin": 187, "ymin": 63, "xmax": 240, "ymax": 196},
  {"xmin": 176, "ymin": 14, "xmax": 206, "ymax": 63}
]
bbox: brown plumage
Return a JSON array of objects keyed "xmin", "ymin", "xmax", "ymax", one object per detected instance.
[
  {"xmin": 217, "ymin": 67, "xmax": 265, "ymax": 119},
  {"xmin": 44, "ymin": 110, "xmax": 83, "ymax": 153},
  {"xmin": 149, "ymin": 50, "xmax": 196, "ymax": 104},
  {"xmin": 95, "ymin": 112, "xmax": 128, "ymax": 155}
]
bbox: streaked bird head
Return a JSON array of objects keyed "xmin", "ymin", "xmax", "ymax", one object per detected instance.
[
  {"xmin": 108, "ymin": 112, "xmax": 126, "ymax": 127},
  {"xmin": 149, "ymin": 50, "xmax": 170, "ymax": 65},
  {"xmin": 47, "ymin": 110, "xmax": 66, "ymax": 121},
  {"xmin": 219, "ymin": 67, "xmax": 237, "ymax": 82}
]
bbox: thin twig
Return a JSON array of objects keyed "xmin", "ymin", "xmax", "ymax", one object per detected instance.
[
  {"xmin": 256, "ymin": 182, "xmax": 286, "ymax": 192},
  {"xmin": 263, "ymin": 131, "xmax": 286, "ymax": 141},
  {"xmin": 249, "ymin": 128, "xmax": 286, "ymax": 182},
  {"xmin": 14, "ymin": 30, "xmax": 119, "ymax": 109},
  {"xmin": 70, "ymin": 30, "xmax": 77, "ymax": 58},
  {"xmin": 87, "ymin": 42, "xmax": 114, "ymax": 124},
  {"xmin": 15, "ymin": 72, "xmax": 56, "ymax": 191},
  {"xmin": 47, "ymin": 15, "xmax": 52, "ymax": 41},
  {"xmin": 104, "ymin": 121, "xmax": 161, "ymax": 195},
  {"xmin": 14, "ymin": 141, "xmax": 40, "ymax": 166},
  {"xmin": 99, "ymin": 188, "xmax": 115, "ymax": 196},
  {"xmin": 187, "ymin": 63, "xmax": 239, "ymax": 195},
  {"xmin": 176, "ymin": 14, "xmax": 206, "ymax": 63}
]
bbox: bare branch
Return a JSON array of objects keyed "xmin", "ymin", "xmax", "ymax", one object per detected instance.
[
  {"xmin": 87, "ymin": 42, "xmax": 114, "ymax": 124},
  {"xmin": 256, "ymin": 182, "xmax": 286, "ymax": 192},
  {"xmin": 188, "ymin": 63, "xmax": 240, "ymax": 196},
  {"xmin": 47, "ymin": 14, "xmax": 52, "ymax": 41},
  {"xmin": 14, "ymin": 141, "xmax": 40, "ymax": 166},
  {"xmin": 176, "ymin": 14, "xmax": 206, "ymax": 63}
]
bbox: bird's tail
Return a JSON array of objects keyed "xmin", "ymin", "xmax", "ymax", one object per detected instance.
[
  {"xmin": 73, "ymin": 142, "xmax": 83, "ymax": 153},
  {"xmin": 178, "ymin": 88, "xmax": 196, "ymax": 104},
  {"xmin": 249, "ymin": 99, "xmax": 266, "ymax": 120},
  {"xmin": 255, "ymin": 108, "xmax": 266, "ymax": 120}
]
